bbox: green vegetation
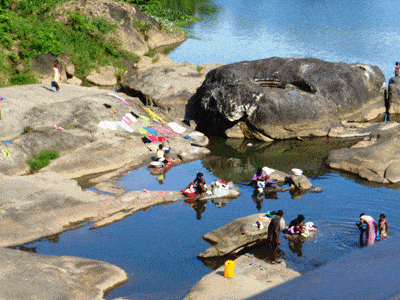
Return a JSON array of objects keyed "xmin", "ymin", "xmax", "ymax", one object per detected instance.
[
  {"xmin": 23, "ymin": 126, "xmax": 32, "ymax": 133},
  {"xmin": 27, "ymin": 149, "xmax": 60, "ymax": 170},
  {"xmin": 0, "ymin": 0, "xmax": 213, "ymax": 87}
]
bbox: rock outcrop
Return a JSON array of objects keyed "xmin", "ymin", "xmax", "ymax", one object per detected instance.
[
  {"xmin": 190, "ymin": 57, "xmax": 386, "ymax": 141},
  {"xmin": 388, "ymin": 76, "xmax": 400, "ymax": 120},
  {"xmin": 0, "ymin": 247, "xmax": 129, "ymax": 300},
  {"xmin": 198, "ymin": 213, "xmax": 285, "ymax": 258},
  {"xmin": 327, "ymin": 125, "xmax": 400, "ymax": 183},
  {"xmin": 0, "ymin": 84, "xmax": 210, "ymax": 178},
  {"xmin": 182, "ymin": 255, "xmax": 300, "ymax": 300},
  {"xmin": 54, "ymin": 0, "xmax": 186, "ymax": 56},
  {"xmin": 121, "ymin": 60, "xmax": 224, "ymax": 120}
]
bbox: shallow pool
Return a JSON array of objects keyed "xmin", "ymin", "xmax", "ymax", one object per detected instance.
[{"xmin": 27, "ymin": 137, "xmax": 399, "ymax": 299}]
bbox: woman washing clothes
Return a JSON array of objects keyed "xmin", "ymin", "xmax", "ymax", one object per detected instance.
[
  {"xmin": 358, "ymin": 213, "xmax": 378, "ymax": 246},
  {"xmin": 155, "ymin": 144, "xmax": 170, "ymax": 168},
  {"xmin": 288, "ymin": 214, "xmax": 305, "ymax": 236},
  {"xmin": 251, "ymin": 167, "xmax": 270, "ymax": 188}
]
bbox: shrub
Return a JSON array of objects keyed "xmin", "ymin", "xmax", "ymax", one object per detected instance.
[
  {"xmin": 27, "ymin": 149, "xmax": 60, "ymax": 170},
  {"xmin": 9, "ymin": 72, "xmax": 37, "ymax": 85}
]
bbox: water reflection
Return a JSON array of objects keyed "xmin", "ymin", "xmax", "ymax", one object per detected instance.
[{"xmin": 202, "ymin": 137, "xmax": 361, "ymax": 183}]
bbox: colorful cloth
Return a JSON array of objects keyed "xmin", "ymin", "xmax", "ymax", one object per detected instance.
[
  {"xmin": 151, "ymin": 124, "xmax": 182, "ymax": 138},
  {"xmin": 366, "ymin": 219, "xmax": 377, "ymax": 245},
  {"xmin": 138, "ymin": 128, "xmax": 150, "ymax": 136},
  {"xmin": 144, "ymin": 126, "xmax": 158, "ymax": 136},
  {"xmin": 148, "ymin": 134, "xmax": 159, "ymax": 143}
]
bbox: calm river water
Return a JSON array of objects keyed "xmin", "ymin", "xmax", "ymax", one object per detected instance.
[{"xmin": 27, "ymin": 1, "xmax": 400, "ymax": 299}]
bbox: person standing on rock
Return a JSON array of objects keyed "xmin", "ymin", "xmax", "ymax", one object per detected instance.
[
  {"xmin": 53, "ymin": 60, "xmax": 62, "ymax": 93},
  {"xmin": 265, "ymin": 210, "xmax": 283, "ymax": 264},
  {"xmin": 395, "ymin": 62, "xmax": 400, "ymax": 77}
]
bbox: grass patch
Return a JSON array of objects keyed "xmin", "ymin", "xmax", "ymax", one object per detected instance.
[{"xmin": 27, "ymin": 149, "xmax": 60, "ymax": 170}]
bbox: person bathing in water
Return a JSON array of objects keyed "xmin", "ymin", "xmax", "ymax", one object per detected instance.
[
  {"xmin": 288, "ymin": 214, "xmax": 305, "ymax": 236},
  {"xmin": 379, "ymin": 213, "xmax": 389, "ymax": 240},
  {"xmin": 357, "ymin": 213, "xmax": 378, "ymax": 246}
]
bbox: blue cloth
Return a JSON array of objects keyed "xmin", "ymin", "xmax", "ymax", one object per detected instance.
[
  {"xmin": 144, "ymin": 126, "xmax": 158, "ymax": 136},
  {"xmin": 182, "ymin": 135, "xmax": 195, "ymax": 141}
]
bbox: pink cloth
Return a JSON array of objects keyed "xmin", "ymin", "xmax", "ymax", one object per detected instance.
[
  {"xmin": 122, "ymin": 116, "xmax": 132, "ymax": 124},
  {"xmin": 108, "ymin": 93, "xmax": 131, "ymax": 106},
  {"xmin": 148, "ymin": 134, "xmax": 158, "ymax": 142},
  {"xmin": 151, "ymin": 124, "xmax": 182, "ymax": 138},
  {"xmin": 366, "ymin": 220, "xmax": 377, "ymax": 245},
  {"xmin": 54, "ymin": 125, "xmax": 65, "ymax": 130}
]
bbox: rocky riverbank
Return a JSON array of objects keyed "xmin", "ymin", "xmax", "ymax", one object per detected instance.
[{"xmin": 2, "ymin": 53, "xmax": 400, "ymax": 299}]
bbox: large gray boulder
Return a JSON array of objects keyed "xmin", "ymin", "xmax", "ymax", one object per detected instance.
[
  {"xmin": 198, "ymin": 213, "xmax": 285, "ymax": 258},
  {"xmin": 327, "ymin": 125, "xmax": 400, "ymax": 183},
  {"xmin": 190, "ymin": 57, "xmax": 386, "ymax": 141},
  {"xmin": 121, "ymin": 60, "xmax": 224, "ymax": 120},
  {"xmin": 0, "ymin": 247, "xmax": 128, "ymax": 300}
]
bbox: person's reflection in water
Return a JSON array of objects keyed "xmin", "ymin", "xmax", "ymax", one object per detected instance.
[
  {"xmin": 251, "ymin": 189, "xmax": 264, "ymax": 211},
  {"xmin": 264, "ymin": 189, "xmax": 278, "ymax": 200},
  {"xmin": 289, "ymin": 188, "xmax": 308, "ymax": 200},
  {"xmin": 194, "ymin": 199, "xmax": 207, "ymax": 220},
  {"xmin": 156, "ymin": 173, "xmax": 165, "ymax": 185},
  {"xmin": 288, "ymin": 236, "xmax": 305, "ymax": 257}
]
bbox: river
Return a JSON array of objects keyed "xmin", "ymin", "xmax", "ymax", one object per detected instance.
[{"xmin": 27, "ymin": 1, "xmax": 400, "ymax": 299}]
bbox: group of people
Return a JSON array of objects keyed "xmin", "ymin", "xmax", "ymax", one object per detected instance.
[
  {"xmin": 265, "ymin": 211, "xmax": 389, "ymax": 264},
  {"xmin": 357, "ymin": 213, "xmax": 389, "ymax": 246}
]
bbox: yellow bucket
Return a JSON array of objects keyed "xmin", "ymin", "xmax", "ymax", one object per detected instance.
[{"xmin": 224, "ymin": 260, "xmax": 235, "ymax": 278}]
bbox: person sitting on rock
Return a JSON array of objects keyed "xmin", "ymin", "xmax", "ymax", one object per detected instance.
[
  {"xmin": 185, "ymin": 172, "xmax": 206, "ymax": 195},
  {"xmin": 155, "ymin": 144, "xmax": 170, "ymax": 168},
  {"xmin": 251, "ymin": 167, "xmax": 270, "ymax": 187},
  {"xmin": 288, "ymin": 214, "xmax": 305, "ymax": 236}
]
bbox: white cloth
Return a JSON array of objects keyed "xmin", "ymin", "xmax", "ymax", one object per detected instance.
[
  {"xmin": 361, "ymin": 215, "xmax": 374, "ymax": 223},
  {"xmin": 156, "ymin": 149, "xmax": 165, "ymax": 160},
  {"xmin": 53, "ymin": 67, "xmax": 60, "ymax": 82},
  {"xmin": 98, "ymin": 121, "xmax": 117, "ymax": 130},
  {"xmin": 126, "ymin": 113, "xmax": 137, "ymax": 122},
  {"xmin": 116, "ymin": 121, "xmax": 134, "ymax": 132},
  {"xmin": 262, "ymin": 166, "xmax": 275, "ymax": 175},
  {"xmin": 168, "ymin": 122, "xmax": 186, "ymax": 133}
]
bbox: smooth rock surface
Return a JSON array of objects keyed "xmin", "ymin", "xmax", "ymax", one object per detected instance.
[
  {"xmin": 183, "ymin": 255, "xmax": 300, "ymax": 300},
  {"xmin": 121, "ymin": 60, "xmax": 224, "ymax": 120},
  {"xmin": 0, "ymin": 247, "xmax": 128, "ymax": 300},
  {"xmin": 327, "ymin": 125, "xmax": 400, "ymax": 183},
  {"xmin": 199, "ymin": 214, "xmax": 285, "ymax": 258}
]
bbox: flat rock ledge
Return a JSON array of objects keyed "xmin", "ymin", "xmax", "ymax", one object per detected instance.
[
  {"xmin": 182, "ymin": 255, "xmax": 300, "ymax": 300},
  {"xmin": 0, "ymin": 247, "xmax": 128, "ymax": 300},
  {"xmin": 327, "ymin": 124, "xmax": 400, "ymax": 183}
]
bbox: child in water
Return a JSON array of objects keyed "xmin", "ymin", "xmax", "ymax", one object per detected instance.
[{"xmin": 379, "ymin": 213, "xmax": 389, "ymax": 240}]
